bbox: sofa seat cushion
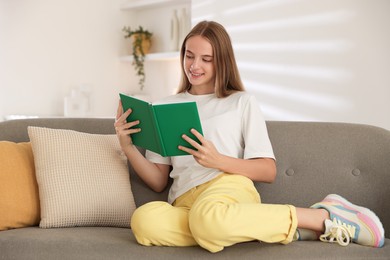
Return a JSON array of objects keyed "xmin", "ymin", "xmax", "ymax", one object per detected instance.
[{"xmin": 0, "ymin": 227, "xmax": 389, "ymax": 259}]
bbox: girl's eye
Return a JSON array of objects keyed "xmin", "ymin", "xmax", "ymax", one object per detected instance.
[
  {"xmin": 186, "ymin": 55, "xmax": 194, "ymax": 59},
  {"xmin": 203, "ymin": 58, "xmax": 212, "ymax": 62}
]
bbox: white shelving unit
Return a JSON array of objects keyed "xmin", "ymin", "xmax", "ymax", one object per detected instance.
[
  {"xmin": 120, "ymin": 0, "xmax": 190, "ymax": 101},
  {"xmin": 120, "ymin": 51, "xmax": 180, "ymax": 62},
  {"xmin": 120, "ymin": 0, "xmax": 190, "ymax": 61},
  {"xmin": 121, "ymin": 0, "xmax": 190, "ymax": 11}
]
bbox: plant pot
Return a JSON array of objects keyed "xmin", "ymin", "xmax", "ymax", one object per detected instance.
[{"xmin": 132, "ymin": 33, "xmax": 151, "ymax": 55}]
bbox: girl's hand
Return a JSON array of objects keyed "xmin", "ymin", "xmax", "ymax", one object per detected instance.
[
  {"xmin": 114, "ymin": 100, "xmax": 141, "ymax": 151},
  {"xmin": 179, "ymin": 129, "xmax": 224, "ymax": 169}
]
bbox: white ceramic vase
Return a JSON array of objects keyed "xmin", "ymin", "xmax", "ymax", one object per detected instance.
[
  {"xmin": 64, "ymin": 87, "xmax": 89, "ymax": 117},
  {"xmin": 170, "ymin": 9, "xmax": 179, "ymax": 51},
  {"xmin": 178, "ymin": 8, "xmax": 190, "ymax": 49}
]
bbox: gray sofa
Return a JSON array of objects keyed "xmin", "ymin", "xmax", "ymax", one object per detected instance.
[{"xmin": 0, "ymin": 118, "xmax": 389, "ymax": 260}]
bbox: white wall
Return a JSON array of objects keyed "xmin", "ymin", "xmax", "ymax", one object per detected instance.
[
  {"xmin": 0, "ymin": 0, "xmax": 136, "ymax": 119},
  {"xmin": 192, "ymin": 0, "xmax": 390, "ymax": 130},
  {"xmin": 1, "ymin": 0, "xmax": 389, "ymax": 130}
]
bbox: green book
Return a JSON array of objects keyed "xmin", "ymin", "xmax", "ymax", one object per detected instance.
[{"xmin": 119, "ymin": 93, "xmax": 203, "ymax": 157}]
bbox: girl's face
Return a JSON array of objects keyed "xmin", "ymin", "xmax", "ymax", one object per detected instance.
[{"xmin": 184, "ymin": 35, "xmax": 215, "ymax": 94}]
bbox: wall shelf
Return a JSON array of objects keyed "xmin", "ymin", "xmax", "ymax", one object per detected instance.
[
  {"xmin": 121, "ymin": 0, "xmax": 190, "ymax": 11},
  {"xmin": 120, "ymin": 0, "xmax": 189, "ymax": 100},
  {"xmin": 120, "ymin": 1, "xmax": 189, "ymax": 61},
  {"xmin": 120, "ymin": 51, "xmax": 180, "ymax": 62}
]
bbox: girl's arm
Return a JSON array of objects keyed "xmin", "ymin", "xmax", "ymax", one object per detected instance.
[
  {"xmin": 115, "ymin": 102, "xmax": 170, "ymax": 192},
  {"xmin": 179, "ymin": 129, "xmax": 276, "ymax": 183}
]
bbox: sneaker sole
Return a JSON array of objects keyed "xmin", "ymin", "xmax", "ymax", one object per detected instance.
[{"xmin": 323, "ymin": 194, "xmax": 385, "ymax": 247}]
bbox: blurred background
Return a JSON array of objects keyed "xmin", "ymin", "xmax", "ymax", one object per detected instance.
[{"xmin": 0, "ymin": 0, "xmax": 389, "ymax": 130}]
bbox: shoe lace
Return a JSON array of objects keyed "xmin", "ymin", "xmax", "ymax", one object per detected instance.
[{"xmin": 320, "ymin": 219, "xmax": 354, "ymax": 246}]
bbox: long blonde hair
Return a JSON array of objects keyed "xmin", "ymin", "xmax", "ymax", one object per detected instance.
[{"xmin": 177, "ymin": 21, "xmax": 245, "ymax": 97}]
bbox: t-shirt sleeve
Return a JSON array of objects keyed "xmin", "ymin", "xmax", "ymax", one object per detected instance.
[
  {"xmin": 145, "ymin": 150, "xmax": 172, "ymax": 165},
  {"xmin": 241, "ymin": 95, "xmax": 275, "ymax": 160}
]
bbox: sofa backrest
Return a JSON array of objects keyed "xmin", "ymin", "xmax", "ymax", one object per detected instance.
[{"xmin": 1, "ymin": 118, "xmax": 389, "ymax": 237}]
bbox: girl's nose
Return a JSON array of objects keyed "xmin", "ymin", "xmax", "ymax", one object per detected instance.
[{"xmin": 190, "ymin": 58, "xmax": 200, "ymax": 70}]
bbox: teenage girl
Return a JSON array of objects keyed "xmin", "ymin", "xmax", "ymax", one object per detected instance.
[{"xmin": 115, "ymin": 20, "xmax": 384, "ymax": 252}]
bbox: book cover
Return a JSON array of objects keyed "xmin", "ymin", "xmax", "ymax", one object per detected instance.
[{"xmin": 119, "ymin": 93, "xmax": 203, "ymax": 157}]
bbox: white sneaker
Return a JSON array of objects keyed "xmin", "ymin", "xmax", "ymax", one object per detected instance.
[{"xmin": 311, "ymin": 194, "xmax": 385, "ymax": 247}]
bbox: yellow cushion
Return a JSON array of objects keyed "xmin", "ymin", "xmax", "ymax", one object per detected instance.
[{"xmin": 0, "ymin": 141, "xmax": 40, "ymax": 231}]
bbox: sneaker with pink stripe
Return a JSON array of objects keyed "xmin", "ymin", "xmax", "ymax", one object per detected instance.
[{"xmin": 311, "ymin": 194, "xmax": 385, "ymax": 248}]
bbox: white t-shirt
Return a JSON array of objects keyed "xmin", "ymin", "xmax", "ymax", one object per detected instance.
[{"xmin": 146, "ymin": 91, "xmax": 275, "ymax": 203}]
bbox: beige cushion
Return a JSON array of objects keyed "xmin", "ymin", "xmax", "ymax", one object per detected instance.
[
  {"xmin": 28, "ymin": 127, "xmax": 136, "ymax": 228},
  {"xmin": 0, "ymin": 141, "xmax": 40, "ymax": 231}
]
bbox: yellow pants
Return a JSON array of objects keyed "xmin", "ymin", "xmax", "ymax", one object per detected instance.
[{"xmin": 130, "ymin": 173, "xmax": 297, "ymax": 253}]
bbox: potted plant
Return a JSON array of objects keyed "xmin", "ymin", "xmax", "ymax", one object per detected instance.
[{"xmin": 122, "ymin": 26, "xmax": 153, "ymax": 90}]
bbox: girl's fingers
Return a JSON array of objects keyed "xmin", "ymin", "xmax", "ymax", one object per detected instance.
[
  {"xmin": 181, "ymin": 134, "xmax": 201, "ymax": 149},
  {"xmin": 116, "ymin": 100, "xmax": 123, "ymax": 120},
  {"xmin": 125, "ymin": 120, "xmax": 140, "ymax": 129},
  {"xmin": 178, "ymin": 145, "xmax": 197, "ymax": 156},
  {"xmin": 115, "ymin": 109, "xmax": 132, "ymax": 127},
  {"xmin": 116, "ymin": 120, "xmax": 140, "ymax": 132},
  {"xmin": 190, "ymin": 128, "xmax": 204, "ymax": 143},
  {"xmin": 120, "ymin": 127, "xmax": 141, "ymax": 136}
]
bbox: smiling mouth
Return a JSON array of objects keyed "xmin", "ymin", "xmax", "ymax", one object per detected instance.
[{"xmin": 190, "ymin": 71, "xmax": 204, "ymax": 77}]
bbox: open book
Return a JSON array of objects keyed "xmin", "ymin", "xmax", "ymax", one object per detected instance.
[{"xmin": 119, "ymin": 93, "xmax": 203, "ymax": 157}]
